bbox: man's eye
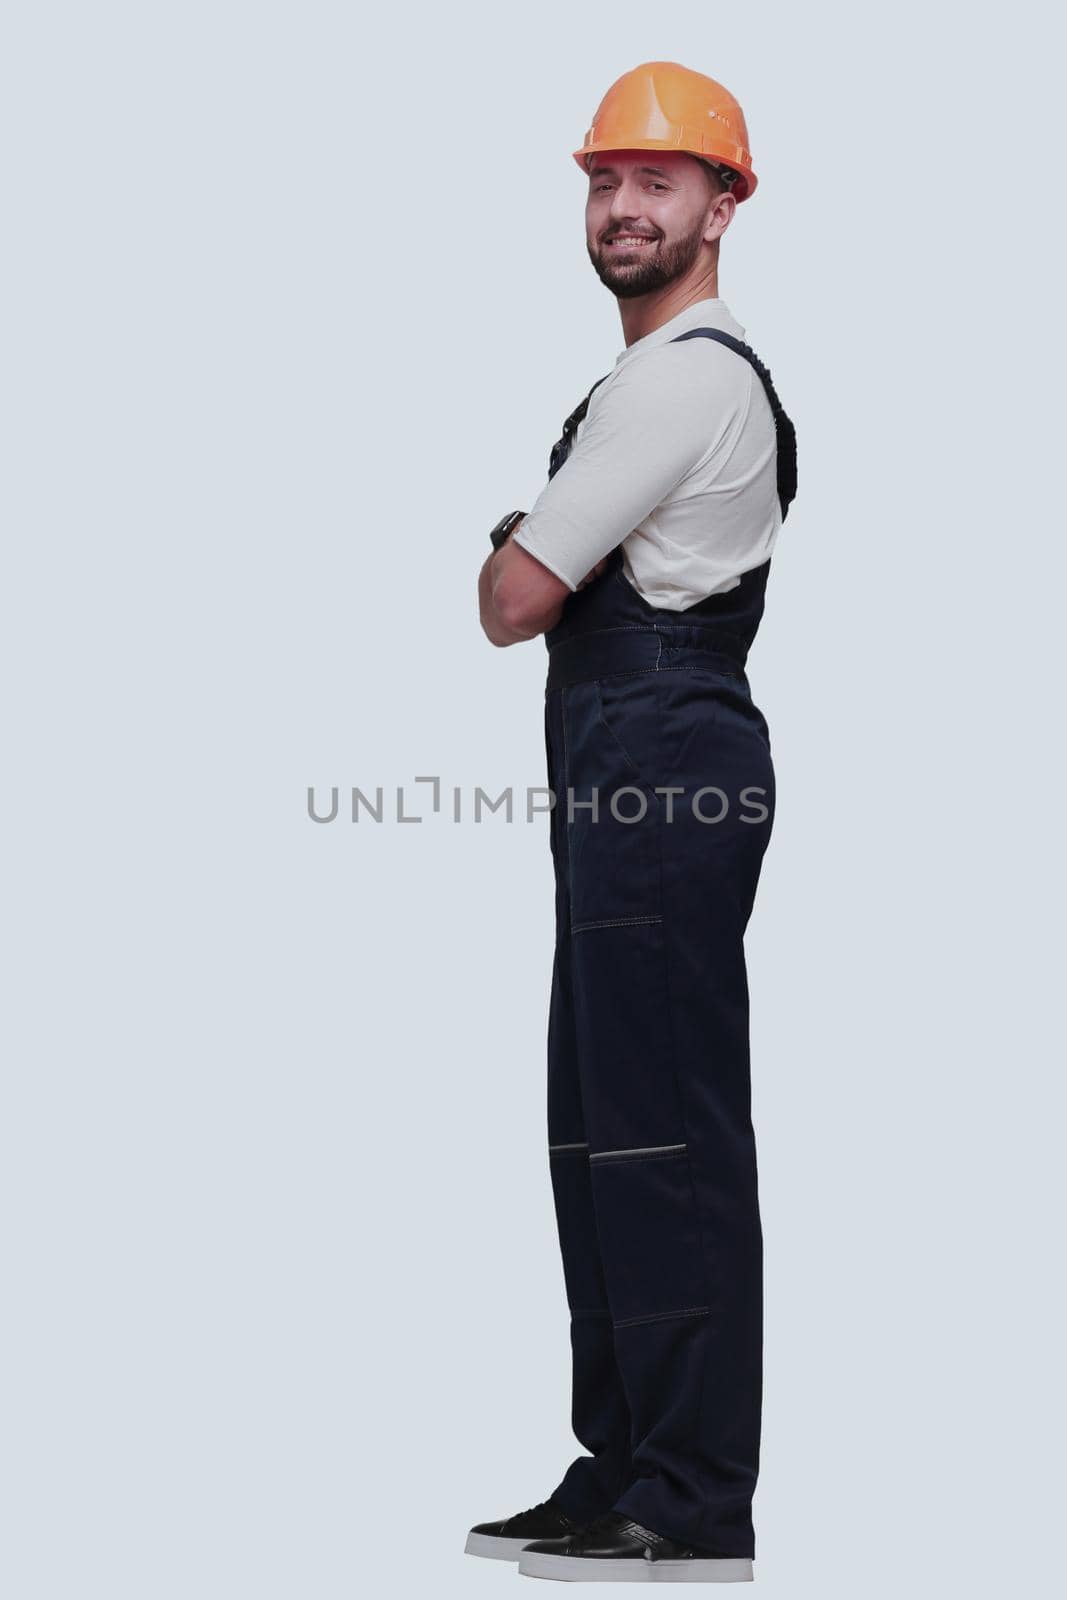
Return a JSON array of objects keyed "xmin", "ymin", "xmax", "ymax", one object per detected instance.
[{"xmin": 592, "ymin": 181, "xmax": 668, "ymax": 193}]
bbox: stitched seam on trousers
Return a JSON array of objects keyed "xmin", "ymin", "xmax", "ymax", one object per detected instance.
[
  {"xmin": 560, "ymin": 685, "xmax": 573, "ymax": 893},
  {"xmin": 544, "ymin": 696, "xmax": 558, "ymax": 867},
  {"xmin": 549, "ymin": 1141, "xmax": 590, "ymax": 1154},
  {"xmin": 653, "ymin": 799, "xmax": 714, "ymax": 1481},
  {"xmin": 571, "ymin": 915, "xmax": 663, "ymax": 934},
  {"xmin": 613, "ymin": 1306, "xmax": 710, "ymax": 1330}
]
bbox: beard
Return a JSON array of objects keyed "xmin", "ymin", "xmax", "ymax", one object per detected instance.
[{"xmin": 587, "ymin": 214, "xmax": 708, "ymax": 299}]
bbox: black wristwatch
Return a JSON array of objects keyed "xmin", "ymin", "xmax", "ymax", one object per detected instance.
[{"xmin": 489, "ymin": 508, "xmax": 526, "ymax": 551}]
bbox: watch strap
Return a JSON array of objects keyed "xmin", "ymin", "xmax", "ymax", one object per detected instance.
[{"xmin": 490, "ymin": 508, "xmax": 526, "ymax": 551}]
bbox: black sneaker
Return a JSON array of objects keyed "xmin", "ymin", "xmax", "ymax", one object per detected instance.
[
  {"xmin": 465, "ymin": 1496, "xmax": 588, "ymax": 1562},
  {"xmin": 516, "ymin": 1508, "xmax": 753, "ymax": 1582}
]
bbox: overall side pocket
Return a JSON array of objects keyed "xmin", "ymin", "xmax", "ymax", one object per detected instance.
[{"xmin": 594, "ymin": 672, "xmax": 665, "ymax": 805}]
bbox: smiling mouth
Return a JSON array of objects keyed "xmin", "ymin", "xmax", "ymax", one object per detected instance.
[{"xmin": 605, "ymin": 234, "xmax": 658, "ymax": 249}]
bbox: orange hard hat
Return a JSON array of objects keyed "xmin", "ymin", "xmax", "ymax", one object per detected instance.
[{"xmin": 573, "ymin": 61, "xmax": 757, "ymax": 203}]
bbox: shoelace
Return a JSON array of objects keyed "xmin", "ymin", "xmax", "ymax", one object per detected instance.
[{"xmin": 505, "ymin": 1498, "xmax": 559, "ymax": 1529}]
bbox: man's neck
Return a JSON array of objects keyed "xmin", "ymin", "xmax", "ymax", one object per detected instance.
[{"xmin": 617, "ymin": 275, "xmax": 720, "ymax": 348}]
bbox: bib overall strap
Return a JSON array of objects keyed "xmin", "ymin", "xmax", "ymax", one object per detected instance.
[
  {"xmin": 547, "ymin": 329, "xmax": 798, "ymax": 525},
  {"xmin": 669, "ymin": 327, "xmax": 798, "ymax": 521},
  {"xmin": 547, "ymin": 375, "xmax": 609, "ymax": 480}
]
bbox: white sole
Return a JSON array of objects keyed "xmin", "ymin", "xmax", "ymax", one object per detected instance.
[
  {"xmin": 517, "ymin": 1550, "xmax": 753, "ymax": 1582},
  {"xmin": 464, "ymin": 1530, "xmax": 534, "ymax": 1561}
]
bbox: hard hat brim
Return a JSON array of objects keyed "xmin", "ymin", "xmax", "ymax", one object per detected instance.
[{"xmin": 573, "ymin": 140, "xmax": 756, "ymax": 202}]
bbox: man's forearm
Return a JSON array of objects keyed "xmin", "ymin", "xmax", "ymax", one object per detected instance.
[
  {"xmin": 479, "ymin": 548, "xmax": 529, "ymax": 645},
  {"xmin": 479, "ymin": 545, "xmax": 565, "ymax": 645}
]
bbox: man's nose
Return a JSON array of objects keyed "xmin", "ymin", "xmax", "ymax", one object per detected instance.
[{"xmin": 607, "ymin": 176, "xmax": 646, "ymax": 222}]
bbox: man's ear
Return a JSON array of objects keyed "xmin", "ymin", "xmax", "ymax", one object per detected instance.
[{"xmin": 704, "ymin": 191, "xmax": 736, "ymax": 243}]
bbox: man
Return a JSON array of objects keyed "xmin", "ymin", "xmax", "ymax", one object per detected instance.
[{"xmin": 467, "ymin": 61, "xmax": 797, "ymax": 1583}]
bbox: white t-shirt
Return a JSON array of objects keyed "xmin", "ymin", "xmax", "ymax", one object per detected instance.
[{"xmin": 511, "ymin": 297, "xmax": 781, "ymax": 611}]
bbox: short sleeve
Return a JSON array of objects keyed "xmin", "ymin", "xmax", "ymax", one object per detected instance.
[{"xmin": 510, "ymin": 343, "xmax": 748, "ymax": 591}]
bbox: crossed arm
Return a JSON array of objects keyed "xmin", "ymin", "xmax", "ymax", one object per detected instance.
[
  {"xmin": 478, "ymin": 518, "xmax": 608, "ymax": 647},
  {"xmin": 478, "ymin": 348, "xmax": 721, "ymax": 646}
]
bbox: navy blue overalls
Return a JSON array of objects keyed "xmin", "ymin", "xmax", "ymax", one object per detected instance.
[{"xmin": 539, "ymin": 329, "xmax": 797, "ymax": 1559}]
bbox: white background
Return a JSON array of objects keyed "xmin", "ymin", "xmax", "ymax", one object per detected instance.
[{"xmin": 3, "ymin": 3, "xmax": 1063, "ymax": 1596}]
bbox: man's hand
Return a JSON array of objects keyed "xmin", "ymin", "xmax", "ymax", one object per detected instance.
[
  {"xmin": 479, "ymin": 547, "xmax": 533, "ymax": 646},
  {"xmin": 576, "ymin": 556, "xmax": 610, "ymax": 589},
  {"xmin": 479, "ymin": 520, "xmax": 567, "ymax": 645},
  {"xmin": 478, "ymin": 523, "xmax": 615, "ymax": 647}
]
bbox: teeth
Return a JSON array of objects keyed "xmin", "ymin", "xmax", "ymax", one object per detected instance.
[{"xmin": 610, "ymin": 236, "xmax": 654, "ymax": 246}]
